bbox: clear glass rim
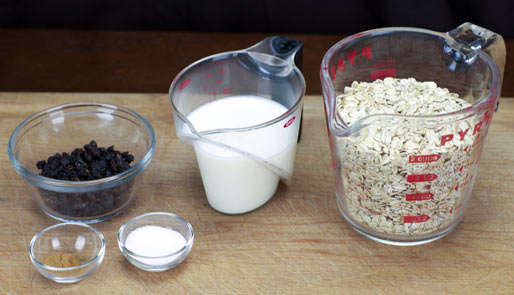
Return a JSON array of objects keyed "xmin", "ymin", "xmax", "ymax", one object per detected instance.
[
  {"xmin": 169, "ymin": 49, "xmax": 306, "ymax": 136},
  {"xmin": 29, "ymin": 222, "xmax": 106, "ymax": 272},
  {"xmin": 117, "ymin": 211, "xmax": 195, "ymax": 260},
  {"xmin": 7, "ymin": 102, "xmax": 156, "ymax": 190},
  {"xmin": 320, "ymin": 26, "xmax": 501, "ymax": 136}
]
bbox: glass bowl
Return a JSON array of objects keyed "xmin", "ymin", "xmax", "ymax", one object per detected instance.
[
  {"xmin": 29, "ymin": 222, "xmax": 106, "ymax": 283},
  {"xmin": 8, "ymin": 102, "xmax": 155, "ymax": 223},
  {"xmin": 117, "ymin": 212, "xmax": 194, "ymax": 272}
]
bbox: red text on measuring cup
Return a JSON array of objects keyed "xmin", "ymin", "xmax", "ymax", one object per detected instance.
[
  {"xmin": 405, "ymin": 192, "xmax": 434, "ymax": 201},
  {"xmin": 409, "ymin": 154, "xmax": 441, "ymax": 163},
  {"xmin": 370, "ymin": 68, "xmax": 397, "ymax": 80},
  {"xmin": 407, "ymin": 174, "xmax": 438, "ymax": 183},
  {"xmin": 439, "ymin": 110, "xmax": 493, "ymax": 146},
  {"xmin": 329, "ymin": 46, "xmax": 372, "ymax": 80},
  {"xmin": 404, "ymin": 215, "xmax": 430, "ymax": 223}
]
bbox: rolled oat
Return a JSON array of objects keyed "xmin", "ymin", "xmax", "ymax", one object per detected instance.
[{"xmin": 336, "ymin": 78, "xmax": 475, "ymax": 235}]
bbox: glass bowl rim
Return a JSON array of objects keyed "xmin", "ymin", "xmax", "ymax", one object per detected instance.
[
  {"xmin": 117, "ymin": 211, "xmax": 195, "ymax": 260},
  {"xmin": 7, "ymin": 102, "xmax": 156, "ymax": 189},
  {"xmin": 29, "ymin": 222, "xmax": 106, "ymax": 272}
]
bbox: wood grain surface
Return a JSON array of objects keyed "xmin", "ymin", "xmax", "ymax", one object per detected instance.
[
  {"xmin": 0, "ymin": 93, "xmax": 513, "ymax": 294},
  {"xmin": 0, "ymin": 29, "xmax": 514, "ymax": 97}
]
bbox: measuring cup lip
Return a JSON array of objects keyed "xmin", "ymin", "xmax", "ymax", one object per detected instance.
[
  {"xmin": 320, "ymin": 27, "xmax": 501, "ymax": 137},
  {"xmin": 169, "ymin": 49, "xmax": 306, "ymax": 134},
  {"xmin": 320, "ymin": 26, "xmax": 443, "ymax": 88}
]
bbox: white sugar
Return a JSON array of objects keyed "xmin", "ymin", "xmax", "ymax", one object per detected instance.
[{"xmin": 125, "ymin": 225, "xmax": 186, "ymax": 266}]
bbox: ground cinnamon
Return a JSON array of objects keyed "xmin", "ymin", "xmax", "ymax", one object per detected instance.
[{"xmin": 42, "ymin": 251, "xmax": 80, "ymax": 268}]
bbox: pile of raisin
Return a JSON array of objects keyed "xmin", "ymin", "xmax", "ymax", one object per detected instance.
[
  {"xmin": 36, "ymin": 141, "xmax": 136, "ymax": 218},
  {"xmin": 37, "ymin": 140, "xmax": 134, "ymax": 181}
]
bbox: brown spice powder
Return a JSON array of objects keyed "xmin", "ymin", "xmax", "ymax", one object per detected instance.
[{"xmin": 42, "ymin": 251, "xmax": 80, "ymax": 268}]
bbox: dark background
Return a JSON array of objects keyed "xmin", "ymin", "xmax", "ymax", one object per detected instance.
[
  {"xmin": 1, "ymin": 0, "xmax": 513, "ymax": 95},
  {"xmin": 1, "ymin": 0, "xmax": 513, "ymax": 37}
]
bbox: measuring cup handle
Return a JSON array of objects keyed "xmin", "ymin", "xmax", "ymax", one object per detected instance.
[
  {"xmin": 246, "ymin": 36, "xmax": 303, "ymax": 69},
  {"xmin": 449, "ymin": 23, "xmax": 506, "ymax": 96}
]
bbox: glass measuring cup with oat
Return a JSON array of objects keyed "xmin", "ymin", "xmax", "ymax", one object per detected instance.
[{"xmin": 320, "ymin": 23, "xmax": 506, "ymax": 245}]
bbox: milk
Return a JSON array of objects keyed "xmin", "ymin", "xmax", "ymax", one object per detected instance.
[{"xmin": 186, "ymin": 95, "xmax": 300, "ymax": 214}]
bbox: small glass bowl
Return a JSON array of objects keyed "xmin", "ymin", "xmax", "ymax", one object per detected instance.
[
  {"xmin": 8, "ymin": 102, "xmax": 156, "ymax": 223},
  {"xmin": 29, "ymin": 222, "xmax": 106, "ymax": 283},
  {"xmin": 117, "ymin": 212, "xmax": 194, "ymax": 272}
]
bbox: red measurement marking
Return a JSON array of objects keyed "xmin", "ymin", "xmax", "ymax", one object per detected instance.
[
  {"xmin": 205, "ymin": 73, "xmax": 211, "ymax": 78},
  {"xmin": 483, "ymin": 110, "xmax": 493, "ymax": 126},
  {"xmin": 323, "ymin": 66, "xmax": 328, "ymax": 71},
  {"xmin": 450, "ymin": 203, "xmax": 463, "ymax": 214},
  {"xmin": 216, "ymin": 79, "xmax": 222, "ymax": 84},
  {"xmin": 473, "ymin": 121, "xmax": 482, "ymax": 135},
  {"xmin": 331, "ymin": 66, "xmax": 336, "ymax": 80},
  {"xmin": 204, "ymin": 83, "xmax": 232, "ymax": 100},
  {"xmin": 459, "ymin": 175, "xmax": 473, "ymax": 189},
  {"xmin": 409, "ymin": 154, "xmax": 441, "ymax": 163},
  {"xmin": 361, "ymin": 46, "xmax": 372, "ymax": 59},
  {"xmin": 373, "ymin": 59, "xmax": 395, "ymax": 68},
  {"xmin": 440, "ymin": 120, "xmax": 487, "ymax": 147},
  {"xmin": 370, "ymin": 68, "xmax": 396, "ymax": 80},
  {"xmin": 404, "ymin": 215, "xmax": 430, "ymax": 223},
  {"xmin": 347, "ymin": 51, "xmax": 357, "ymax": 65},
  {"xmin": 457, "ymin": 128, "xmax": 469, "ymax": 140},
  {"xmin": 407, "ymin": 174, "xmax": 438, "ymax": 183},
  {"xmin": 354, "ymin": 68, "xmax": 369, "ymax": 74},
  {"xmin": 472, "ymin": 134, "xmax": 487, "ymax": 149},
  {"xmin": 406, "ymin": 192, "xmax": 434, "ymax": 201},
  {"xmin": 283, "ymin": 116, "xmax": 296, "ymax": 128},
  {"xmin": 337, "ymin": 58, "xmax": 345, "ymax": 74},
  {"xmin": 373, "ymin": 61, "xmax": 385, "ymax": 68},
  {"xmin": 440, "ymin": 134, "xmax": 454, "ymax": 146},
  {"xmin": 219, "ymin": 68, "xmax": 227, "ymax": 74},
  {"xmin": 179, "ymin": 78, "xmax": 191, "ymax": 90}
]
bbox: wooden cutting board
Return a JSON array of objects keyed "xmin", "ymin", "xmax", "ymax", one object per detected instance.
[{"xmin": 0, "ymin": 93, "xmax": 513, "ymax": 294}]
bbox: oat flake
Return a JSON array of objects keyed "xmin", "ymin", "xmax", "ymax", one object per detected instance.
[{"xmin": 336, "ymin": 78, "xmax": 475, "ymax": 235}]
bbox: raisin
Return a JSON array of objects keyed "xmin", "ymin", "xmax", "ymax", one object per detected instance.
[
  {"xmin": 36, "ymin": 141, "xmax": 136, "ymax": 218},
  {"xmin": 36, "ymin": 160, "xmax": 46, "ymax": 170}
]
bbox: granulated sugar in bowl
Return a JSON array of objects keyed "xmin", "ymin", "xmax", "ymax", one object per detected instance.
[
  {"xmin": 124, "ymin": 225, "xmax": 186, "ymax": 265},
  {"xmin": 117, "ymin": 212, "xmax": 194, "ymax": 272}
]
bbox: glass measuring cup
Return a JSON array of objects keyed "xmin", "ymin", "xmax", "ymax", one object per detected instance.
[
  {"xmin": 321, "ymin": 23, "xmax": 505, "ymax": 245},
  {"xmin": 170, "ymin": 37, "xmax": 305, "ymax": 214}
]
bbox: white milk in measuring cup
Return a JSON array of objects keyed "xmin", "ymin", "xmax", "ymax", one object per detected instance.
[
  {"xmin": 187, "ymin": 95, "xmax": 300, "ymax": 214},
  {"xmin": 169, "ymin": 36, "xmax": 305, "ymax": 215}
]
